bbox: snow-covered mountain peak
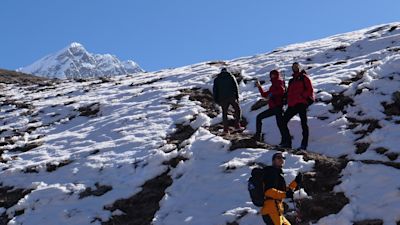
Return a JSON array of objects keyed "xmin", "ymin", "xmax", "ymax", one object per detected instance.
[
  {"xmin": 59, "ymin": 42, "xmax": 87, "ymax": 56},
  {"xmin": 19, "ymin": 42, "xmax": 144, "ymax": 79}
]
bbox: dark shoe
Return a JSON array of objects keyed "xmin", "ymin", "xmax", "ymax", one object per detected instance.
[
  {"xmin": 297, "ymin": 145, "xmax": 307, "ymax": 151},
  {"xmin": 223, "ymin": 128, "xmax": 230, "ymax": 135},
  {"xmin": 253, "ymin": 133, "xmax": 262, "ymax": 142},
  {"xmin": 235, "ymin": 124, "xmax": 245, "ymax": 131}
]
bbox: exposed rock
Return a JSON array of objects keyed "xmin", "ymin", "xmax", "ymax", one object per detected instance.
[
  {"xmin": 251, "ymin": 99, "xmax": 268, "ymax": 111},
  {"xmin": 166, "ymin": 124, "xmax": 196, "ymax": 148},
  {"xmin": 103, "ymin": 171, "xmax": 172, "ymax": 225},
  {"xmin": 0, "ymin": 69, "xmax": 48, "ymax": 85},
  {"xmin": 46, "ymin": 159, "xmax": 73, "ymax": 172},
  {"xmin": 78, "ymin": 103, "xmax": 100, "ymax": 117},
  {"xmin": 355, "ymin": 142, "xmax": 371, "ymax": 154},
  {"xmin": 0, "ymin": 186, "xmax": 33, "ymax": 225},
  {"xmin": 129, "ymin": 77, "xmax": 163, "ymax": 87},
  {"xmin": 382, "ymin": 91, "xmax": 400, "ymax": 116},
  {"xmin": 79, "ymin": 183, "xmax": 113, "ymax": 199},
  {"xmin": 330, "ymin": 93, "xmax": 354, "ymax": 113}
]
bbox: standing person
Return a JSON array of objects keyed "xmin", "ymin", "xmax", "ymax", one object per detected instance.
[
  {"xmin": 281, "ymin": 62, "xmax": 315, "ymax": 150},
  {"xmin": 213, "ymin": 68, "xmax": 243, "ymax": 134},
  {"xmin": 254, "ymin": 70, "xmax": 286, "ymax": 144},
  {"xmin": 261, "ymin": 152, "xmax": 303, "ymax": 225}
]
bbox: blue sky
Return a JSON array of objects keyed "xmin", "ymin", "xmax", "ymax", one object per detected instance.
[{"xmin": 1, "ymin": 0, "xmax": 399, "ymax": 71}]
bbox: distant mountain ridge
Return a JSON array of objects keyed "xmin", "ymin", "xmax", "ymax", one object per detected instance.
[{"xmin": 19, "ymin": 42, "xmax": 143, "ymax": 79}]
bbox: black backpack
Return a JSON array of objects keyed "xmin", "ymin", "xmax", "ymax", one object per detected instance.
[
  {"xmin": 248, "ymin": 167, "xmax": 264, "ymax": 206},
  {"xmin": 248, "ymin": 167, "xmax": 270, "ymax": 207}
]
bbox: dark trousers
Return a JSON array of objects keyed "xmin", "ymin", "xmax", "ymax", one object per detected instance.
[
  {"xmin": 219, "ymin": 97, "xmax": 241, "ymax": 129},
  {"xmin": 262, "ymin": 215, "xmax": 274, "ymax": 225},
  {"xmin": 256, "ymin": 107, "xmax": 285, "ymax": 143},
  {"xmin": 282, "ymin": 103, "xmax": 309, "ymax": 148}
]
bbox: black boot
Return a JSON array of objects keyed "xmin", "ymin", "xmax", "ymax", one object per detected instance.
[{"xmin": 253, "ymin": 133, "xmax": 262, "ymax": 142}]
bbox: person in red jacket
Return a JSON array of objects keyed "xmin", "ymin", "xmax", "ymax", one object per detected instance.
[
  {"xmin": 281, "ymin": 62, "xmax": 315, "ymax": 150},
  {"xmin": 254, "ymin": 70, "xmax": 286, "ymax": 143}
]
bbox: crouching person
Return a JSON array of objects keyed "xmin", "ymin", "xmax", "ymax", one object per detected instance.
[{"xmin": 261, "ymin": 152, "xmax": 302, "ymax": 225}]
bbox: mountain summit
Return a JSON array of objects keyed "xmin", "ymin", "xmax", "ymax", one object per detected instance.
[{"xmin": 19, "ymin": 42, "xmax": 143, "ymax": 79}]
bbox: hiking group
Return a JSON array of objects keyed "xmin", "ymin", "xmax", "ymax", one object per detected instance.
[
  {"xmin": 212, "ymin": 62, "xmax": 314, "ymax": 225},
  {"xmin": 212, "ymin": 62, "xmax": 315, "ymax": 150}
]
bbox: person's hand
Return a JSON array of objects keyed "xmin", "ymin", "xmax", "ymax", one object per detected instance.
[
  {"xmin": 295, "ymin": 173, "xmax": 303, "ymax": 187},
  {"xmin": 286, "ymin": 189, "xmax": 294, "ymax": 199},
  {"xmin": 256, "ymin": 81, "xmax": 261, "ymax": 88}
]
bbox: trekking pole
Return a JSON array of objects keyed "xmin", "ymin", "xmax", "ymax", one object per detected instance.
[
  {"xmin": 292, "ymin": 185, "xmax": 303, "ymax": 224},
  {"xmin": 290, "ymin": 197, "xmax": 297, "ymax": 224}
]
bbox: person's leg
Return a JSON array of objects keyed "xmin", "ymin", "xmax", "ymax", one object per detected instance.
[
  {"xmin": 281, "ymin": 107, "xmax": 297, "ymax": 147},
  {"xmin": 262, "ymin": 213, "xmax": 282, "ymax": 225},
  {"xmin": 282, "ymin": 215, "xmax": 292, "ymax": 225},
  {"xmin": 220, "ymin": 101, "xmax": 229, "ymax": 131},
  {"xmin": 262, "ymin": 215, "xmax": 275, "ymax": 225},
  {"xmin": 298, "ymin": 104, "xmax": 309, "ymax": 149},
  {"xmin": 256, "ymin": 109, "xmax": 274, "ymax": 135},
  {"xmin": 231, "ymin": 98, "xmax": 242, "ymax": 127},
  {"xmin": 274, "ymin": 107, "xmax": 285, "ymax": 145}
]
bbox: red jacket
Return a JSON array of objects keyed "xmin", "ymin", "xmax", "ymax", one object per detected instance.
[
  {"xmin": 258, "ymin": 77, "xmax": 285, "ymax": 109},
  {"xmin": 287, "ymin": 72, "xmax": 314, "ymax": 107}
]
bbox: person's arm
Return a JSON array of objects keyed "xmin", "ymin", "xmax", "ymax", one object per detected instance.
[
  {"xmin": 303, "ymin": 76, "xmax": 314, "ymax": 100},
  {"xmin": 288, "ymin": 180, "xmax": 298, "ymax": 190},
  {"xmin": 213, "ymin": 79, "xmax": 219, "ymax": 103},
  {"xmin": 257, "ymin": 84, "xmax": 270, "ymax": 98},
  {"xmin": 264, "ymin": 188, "xmax": 286, "ymax": 200},
  {"xmin": 231, "ymin": 75, "xmax": 239, "ymax": 100},
  {"xmin": 288, "ymin": 172, "xmax": 303, "ymax": 190}
]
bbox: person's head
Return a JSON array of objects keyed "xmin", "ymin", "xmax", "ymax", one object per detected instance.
[
  {"xmin": 292, "ymin": 62, "xmax": 301, "ymax": 73},
  {"xmin": 272, "ymin": 152, "xmax": 286, "ymax": 168},
  {"xmin": 269, "ymin": 70, "xmax": 280, "ymax": 80},
  {"xmin": 221, "ymin": 68, "xmax": 228, "ymax": 73}
]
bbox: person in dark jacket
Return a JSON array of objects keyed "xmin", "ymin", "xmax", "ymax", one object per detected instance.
[
  {"xmin": 213, "ymin": 68, "xmax": 243, "ymax": 134},
  {"xmin": 261, "ymin": 152, "xmax": 303, "ymax": 225},
  {"xmin": 254, "ymin": 70, "xmax": 285, "ymax": 143},
  {"xmin": 281, "ymin": 62, "xmax": 315, "ymax": 150}
]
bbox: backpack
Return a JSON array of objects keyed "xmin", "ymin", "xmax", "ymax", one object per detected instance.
[
  {"xmin": 248, "ymin": 167, "xmax": 264, "ymax": 206},
  {"xmin": 248, "ymin": 166, "xmax": 272, "ymax": 207},
  {"xmin": 288, "ymin": 70, "xmax": 314, "ymax": 106}
]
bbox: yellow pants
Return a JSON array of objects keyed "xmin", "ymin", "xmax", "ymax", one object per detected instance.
[
  {"xmin": 262, "ymin": 214, "xmax": 291, "ymax": 225},
  {"xmin": 261, "ymin": 200, "xmax": 291, "ymax": 225}
]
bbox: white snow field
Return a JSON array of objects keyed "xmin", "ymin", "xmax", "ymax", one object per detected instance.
[{"xmin": 1, "ymin": 22, "xmax": 400, "ymax": 225}]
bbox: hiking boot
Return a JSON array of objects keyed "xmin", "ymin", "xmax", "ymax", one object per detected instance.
[
  {"xmin": 235, "ymin": 124, "xmax": 245, "ymax": 131},
  {"xmin": 297, "ymin": 145, "xmax": 307, "ymax": 151},
  {"xmin": 253, "ymin": 133, "xmax": 262, "ymax": 142}
]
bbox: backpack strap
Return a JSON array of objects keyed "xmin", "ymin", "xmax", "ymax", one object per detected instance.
[{"xmin": 300, "ymin": 70, "xmax": 308, "ymax": 90}]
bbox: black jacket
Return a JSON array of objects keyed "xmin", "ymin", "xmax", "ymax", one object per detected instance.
[
  {"xmin": 263, "ymin": 166, "xmax": 287, "ymax": 193},
  {"xmin": 213, "ymin": 71, "xmax": 239, "ymax": 103}
]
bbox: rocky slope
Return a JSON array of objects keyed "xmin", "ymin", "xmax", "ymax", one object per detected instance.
[{"xmin": 1, "ymin": 22, "xmax": 400, "ymax": 225}]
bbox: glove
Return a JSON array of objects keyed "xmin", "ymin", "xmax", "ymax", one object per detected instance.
[
  {"xmin": 295, "ymin": 173, "xmax": 303, "ymax": 187},
  {"xmin": 286, "ymin": 189, "xmax": 294, "ymax": 199}
]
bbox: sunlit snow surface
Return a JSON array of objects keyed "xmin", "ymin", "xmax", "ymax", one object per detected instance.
[{"xmin": 1, "ymin": 23, "xmax": 400, "ymax": 224}]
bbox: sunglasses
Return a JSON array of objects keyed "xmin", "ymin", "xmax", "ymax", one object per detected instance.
[{"xmin": 275, "ymin": 156, "xmax": 286, "ymax": 160}]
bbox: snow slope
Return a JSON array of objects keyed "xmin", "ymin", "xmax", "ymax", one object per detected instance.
[
  {"xmin": 19, "ymin": 42, "xmax": 143, "ymax": 79},
  {"xmin": 1, "ymin": 22, "xmax": 400, "ymax": 225}
]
